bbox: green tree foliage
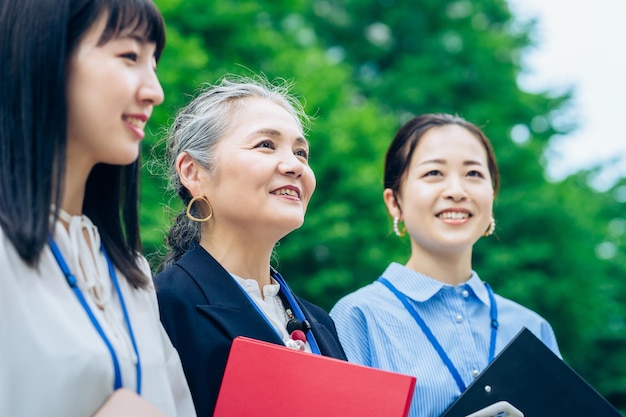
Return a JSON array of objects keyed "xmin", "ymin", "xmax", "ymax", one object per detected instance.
[{"xmin": 145, "ymin": 0, "xmax": 626, "ymax": 410}]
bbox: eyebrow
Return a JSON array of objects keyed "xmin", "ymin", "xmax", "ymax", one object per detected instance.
[
  {"xmin": 126, "ymin": 33, "xmax": 151, "ymax": 44},
  {"xmin": 112, "ymin": 28, "xmax": 152, "ymax": 45},
  {"xmin": 417, "ymin": 159, "xmax": 485, "ymax": 167},
  {"xmin": 251, "ymin": 128, "xmax": 309, "ymax": 146}
]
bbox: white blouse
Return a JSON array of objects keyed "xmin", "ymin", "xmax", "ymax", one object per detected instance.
[{"xmin": 0, "ymin": 217, "xmax": 196, "ymax": 417}]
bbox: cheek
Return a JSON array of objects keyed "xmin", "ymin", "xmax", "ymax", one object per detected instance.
[
  {"xmin": 303, "ymin": 167, "xmax": 316, "ymax": 196},
  {"xmin": 400, "ymin": 183, "xmax": 433, "ymax": 207},
  {"xmin": 66, "ymin": 90, "xmax": 94, "ymax": 143},
  {"xmin": 478, "ymin": 187, "xmax": 495, "ymax": 207}
]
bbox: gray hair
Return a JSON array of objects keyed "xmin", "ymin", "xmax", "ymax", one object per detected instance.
[{"xmin": 161, "ymin": 75, "xmax": 310, "ymax": 269}]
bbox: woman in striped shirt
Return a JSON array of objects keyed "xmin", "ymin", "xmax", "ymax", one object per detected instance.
[{"xmin": 331, "ymin": 113, "xmax": 560, "ymax": 417}]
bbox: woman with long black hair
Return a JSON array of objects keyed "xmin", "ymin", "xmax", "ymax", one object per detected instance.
[{"xmin": 0, "ymin": 1, "xmax": 195, "ymax": 415}]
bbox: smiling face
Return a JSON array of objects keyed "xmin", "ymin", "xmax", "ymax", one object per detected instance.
[
  {"xmin": 385, "ymin": 124, "xmax": 494, "ymax": 257},
  {"xmin": 193, "ymin": 97, "xmax": 316, "ymax": 242},
  {"xmin": 66, "ymin": 12, "xmax": 164, "ymax": 172}
]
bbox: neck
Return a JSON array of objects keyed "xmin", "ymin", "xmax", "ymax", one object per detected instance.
[
  {"xmin": 405, "ymin": 246, "xmax": 473, "ymax": 286},
  {"xmin": 200, "ymin": 232, "xmax": 275, "ymax": 288},
  {"xmin": 60, "ymin": 151, "xmax": 94, "ymax": 216},
  {"xmin": 60, "ymin": 185, "xmax": 85, "ymax": 217}
]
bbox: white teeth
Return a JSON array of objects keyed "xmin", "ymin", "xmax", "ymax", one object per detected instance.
[
  {"xmin": 124, "ymin": 116, "xmax": 145, "ymax": 129},
  {"xmin": 439, "ymin": 212, "xmax": 469, "ymax": 220},
  {"xmin": 273, "ymin": 188, "xmax": 298, "ymax": 198}
]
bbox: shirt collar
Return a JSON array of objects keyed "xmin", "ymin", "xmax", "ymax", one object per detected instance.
[
  {"xmin": 230, "ymin": 273, "xmax": 280, "ymax": 298},
  {"xmin": 380, "ymin": 262, "xmax": 491, "ymax": 305}
]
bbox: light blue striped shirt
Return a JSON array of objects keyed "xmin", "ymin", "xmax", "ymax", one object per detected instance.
[{"xmin": 330, "ymin": 262, "xmax": 561, "ymax": 417}]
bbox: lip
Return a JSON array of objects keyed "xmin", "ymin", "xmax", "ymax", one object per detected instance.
[
  {"xmin": 123, "ymin": 113, "xmax": 150, "ymax": 139},
  {"xmin": 125, "ymin": 113, "xmax": 149, "ymax": 122},
  {"xmin": 270, "ymin": 185, "xmax": 302, "ymax": 200},
  {"xmin": 435, "ymin": 208, "xmax": 472, "ymax": 218}
]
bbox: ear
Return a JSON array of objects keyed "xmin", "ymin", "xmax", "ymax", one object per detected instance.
[
  {"xmin": 176, "ymin": 152, "xmax": 206, "ymax": 197},
  {"xmin": 383, "ymin": 188, "xmax": 402, "ymax": 219}
]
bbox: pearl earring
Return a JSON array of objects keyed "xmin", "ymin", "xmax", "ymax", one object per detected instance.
[
  {"xmin": 484, "ymin": 216, "xmax": 496, "ymax": 237},
  {"xmin": 393, "ymin": 216, "xmax": 406, "ymax": 237}
]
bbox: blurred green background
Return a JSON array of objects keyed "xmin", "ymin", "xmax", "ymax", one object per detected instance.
[{"xmin": 142, "ymin": 0, "xmax": 626, "ymax": 411}]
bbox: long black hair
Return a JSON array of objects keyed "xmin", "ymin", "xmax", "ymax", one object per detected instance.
[{"xmin": 0, "ymin": 0, "xmax": 165, "ymax": 287}]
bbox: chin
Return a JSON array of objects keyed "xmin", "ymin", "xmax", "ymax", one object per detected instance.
[
  {"xmin": 280, "ymin": 217, "xmax": 305, "ymax": 234},
  {"xmin": 108, "ymin": 152, "xmax": 140, "ymax": 166}
]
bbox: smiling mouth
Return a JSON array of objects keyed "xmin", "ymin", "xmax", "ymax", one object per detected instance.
[
  {"xmin": 123, "ymin": 116, "xmax": 146, "ymax": 130},
  {"xmin": 271, "ymin": 188, "xmax": 300, "ymax": 199},
  {"xmin": 437, "ymin": 212, "xmax": 470, "ymax": 220}
]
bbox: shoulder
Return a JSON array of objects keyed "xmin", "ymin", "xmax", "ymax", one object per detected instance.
[
  {"xmin": 494, "ymin": 293, "xmax": 560, "ymax": 352},
  {"xmin": 0, "ymin": 227, "xmax": 12, "ymax": 267},
  {"xmin": 134, "ymin": 254, "xmax": 154, "ymax": 287},
  {"xmin": 331, "ymin": 281, "xmax": 384, "ymax": 315},
  {"xmin": 154, "ymin": 263, "xmax": 189, "ymax": 288},
  {"xmin": 296, "ymin": 297, "xmax": 340, "ymax": 338},
  {"xmin": 495, "ymin": 293, "xmax": 549, "ymax": 323},
  {"xmin": 297, "ymin": 297, "xmax": 332, "ymax": 321},
  {"xmin": 295, "ymin": 295, "xmax": 347, "ymax": 360},
  {"xmin": 0, "ymin": 226, "xmax": 39, "ymax": 279},
  {"xmin": 329, "ymin": 281, "xmax": 395, "ymax": 336},
  {"xmin": 0, "ymin": 226, "xmax": 18, "ymax": 263},
  {"xmin": 153, "ymin": 263, "xmax": 201, "ymax": 304},
  {"xmin": 153, "ymin": 246, "xmax": 207, "ymax": 291}
]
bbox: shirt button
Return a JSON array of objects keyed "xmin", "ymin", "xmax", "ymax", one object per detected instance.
[
  {"xmin": 472, "ymin": 369, "xmax": 480, "ymax": 377},
  {"xmin": 461, "ymin": 290, "xmax": 469, "ymax": 298},
  {"xmin": 455, "ymin": 314, "xmax": 463, "ymax": 323}
]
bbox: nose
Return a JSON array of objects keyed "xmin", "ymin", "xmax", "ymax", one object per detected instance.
[
  {"xmin": 139, "ymin": 68, "xmax": 165, "ymax": 106},
  {"xmin": 444, "ymin": 175, "xmax": 467, "ymax": 201},
  {"xmin": 278, "ymin": 151, "xmax": 304, "ymax": 178}
]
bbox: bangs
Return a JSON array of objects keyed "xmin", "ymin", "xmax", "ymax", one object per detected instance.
[{"xmin": 99, "ymin": 0, "xmax": 166, "ymax": 60}]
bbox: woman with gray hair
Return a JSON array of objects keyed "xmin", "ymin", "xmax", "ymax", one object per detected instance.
[{"xmin": 154, "ymin": 76, "xmax": 347, "ymax": 417}]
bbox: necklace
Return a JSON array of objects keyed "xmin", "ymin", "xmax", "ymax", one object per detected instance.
[{"xmin": 378, "ymin": 277, "xmax": 498, "ymax": 393}]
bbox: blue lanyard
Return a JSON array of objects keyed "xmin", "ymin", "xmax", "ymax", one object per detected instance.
[
  {"xmin": 272, "ymin": 270, "xmax": 322, "ymax": 355},
  {"xmin": 233, "ymin": 270, "xmax": 322, "ymax": 355},
  {"xmin": 378, "ymin": 277, "xmax": 498, "ymax": 393},
  {"xmin": 48, "ymin": 237, "xmax": 142, "ymax": 393}
]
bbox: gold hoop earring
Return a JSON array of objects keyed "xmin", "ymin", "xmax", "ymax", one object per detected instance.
[
  {"xmin": 186, "ymin": 195, "xmax": 213, "ymax": 222},
  {"xmin": 484, "ymin": 216, "xmax": 495, "ymax": 237},
  {"xmin": 393, "ymin": 216, "xmax": 406, "ymax": 237}
]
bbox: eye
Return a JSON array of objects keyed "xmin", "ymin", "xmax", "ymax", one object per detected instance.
[
  {"xmin": 295, "ymin": 148, "xmax": 309, "ymax": 160},
  {"xmin": 467, "ymin": 170, "xmax": 485, "ymax": 178},
  {"xmin": 423, "ymin": 169, "xmax": 442, "ymax": 177},
  {"xmin": 120, "ymin": 52, "xmax": 139, "ymax": 62},
  {"xmin": 254, "ymin": 140, "xmax": 275, "ymax": 150}
]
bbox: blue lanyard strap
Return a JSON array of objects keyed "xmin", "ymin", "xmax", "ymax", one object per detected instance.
[
  {"xmin": 485, "ymin": 283, "xmax": 498, "ymax": 363},
  {"xmin": 272, "ymin": 271, "xmax": 322, "ymax": 355},
  {"xmin": 377, "ymin": 277, "xmax": 498, "ymax": 393},
  {"xmin": 48, "ymin": 237, "xmax": 141, "ymax": 393},
  {"xmin": 102, "ymin": 245, "xmax": 142, "ymax": 393}
]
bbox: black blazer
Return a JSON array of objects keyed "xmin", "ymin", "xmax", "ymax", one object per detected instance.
[{"xmin": 154, "ymin": 244, "xmax": 347, "ymax": 417}]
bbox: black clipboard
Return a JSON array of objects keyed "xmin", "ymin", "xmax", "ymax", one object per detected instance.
[{"xmin": 441, "ymin": 327, "xmax": 622, "ymax": 417}]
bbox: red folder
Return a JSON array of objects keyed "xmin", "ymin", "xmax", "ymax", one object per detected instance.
[{"xmin": 213, "ymin": 336, "xmax": 416, "ymax": 417}]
